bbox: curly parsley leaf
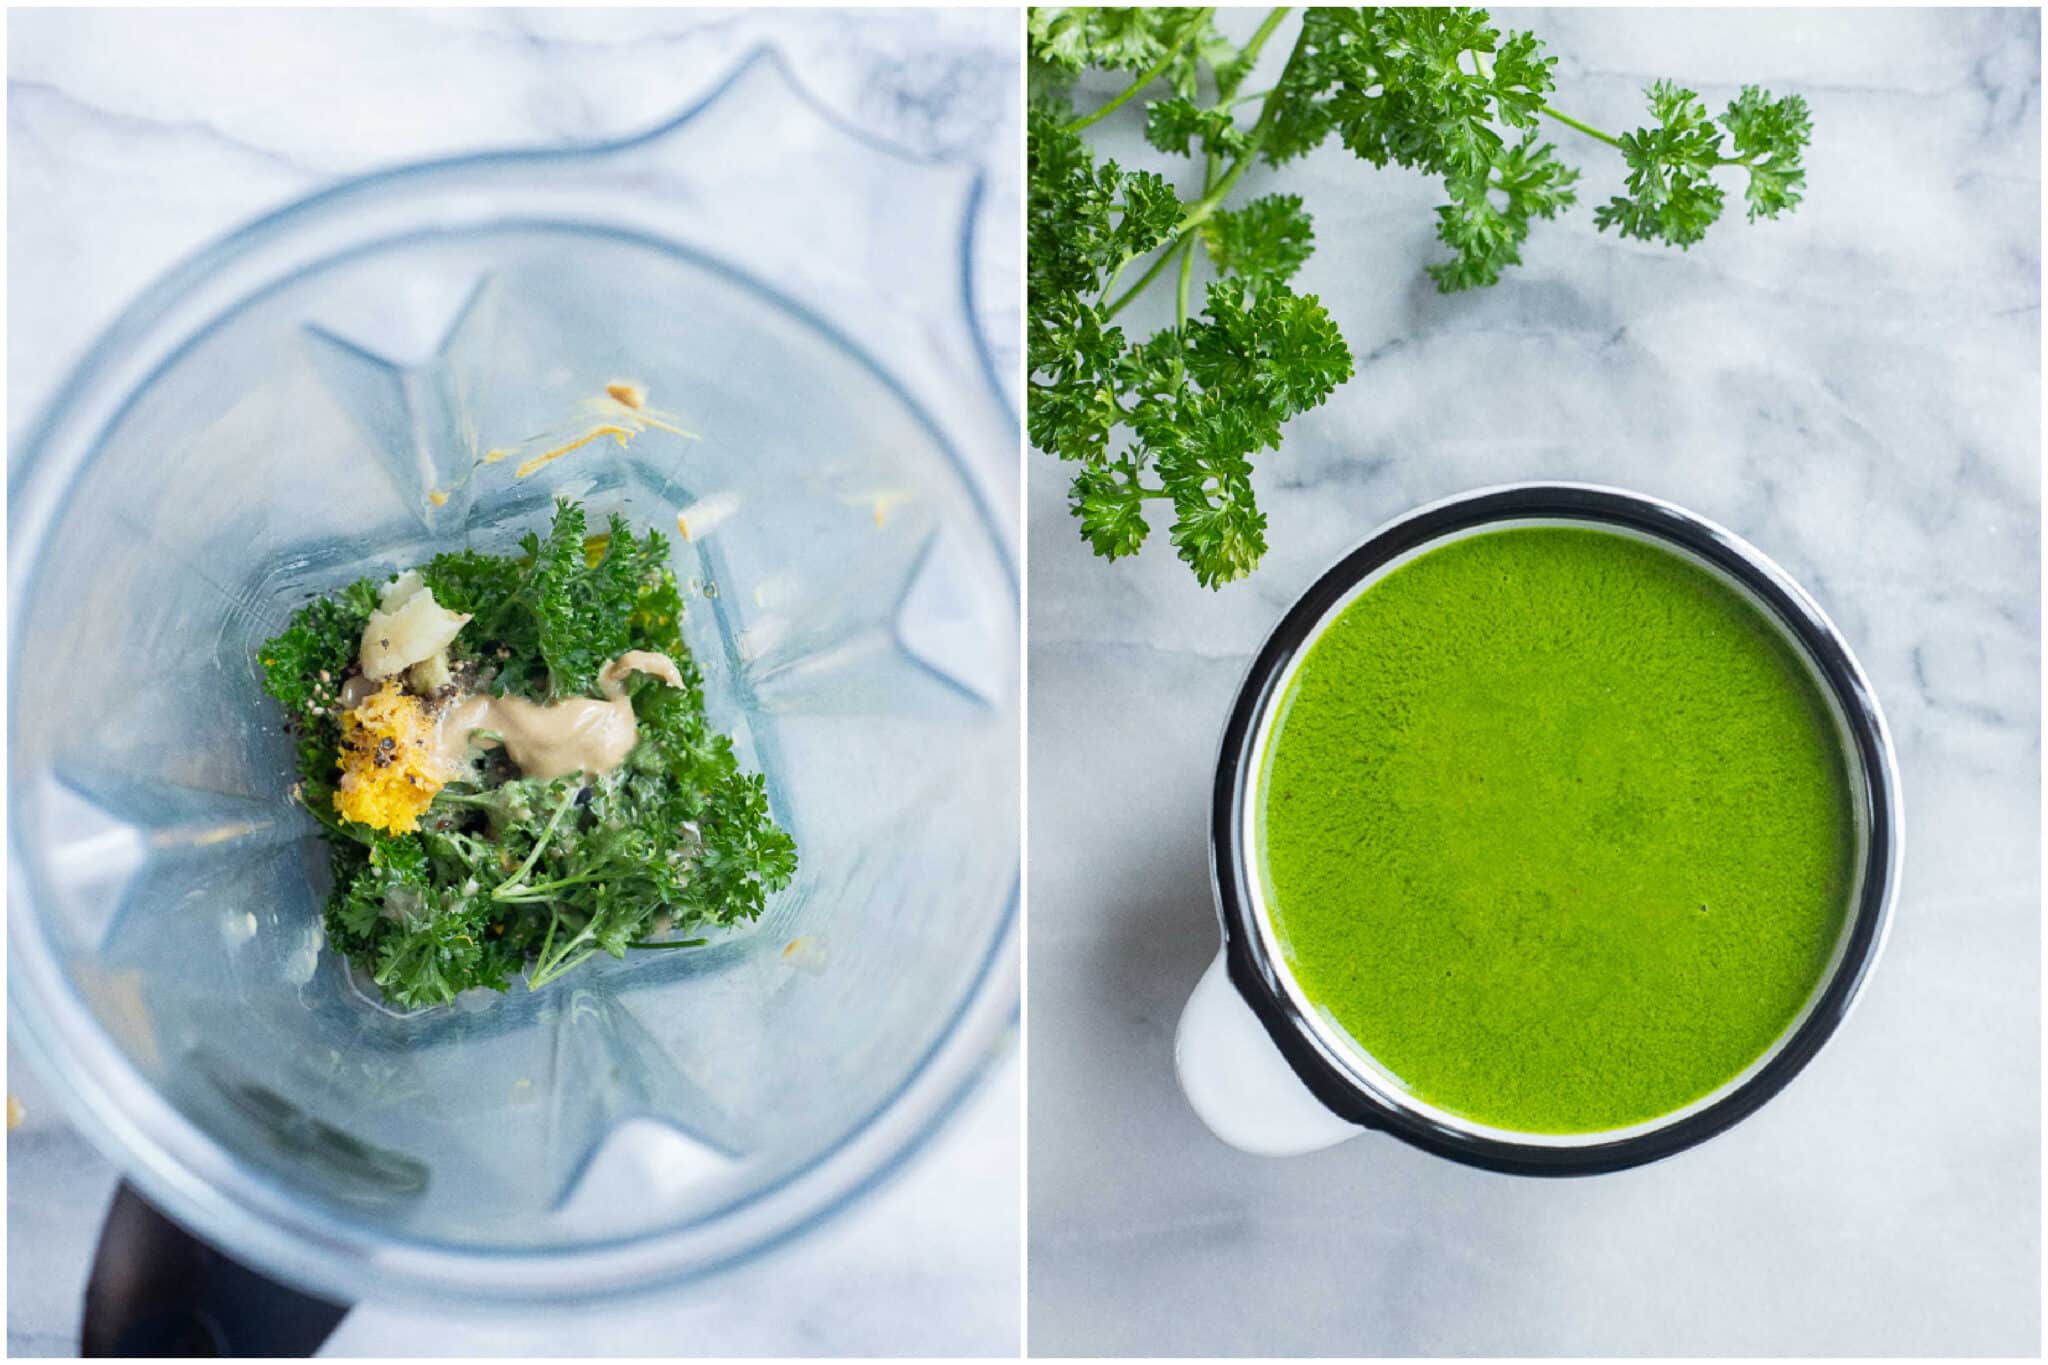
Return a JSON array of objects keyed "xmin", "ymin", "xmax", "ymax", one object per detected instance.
[
  {"xmin": 1071, "ymin": 461, "xmax": 1153, "ymax": 559},
  {"xmin": 423, "ymin": 500, "xmax": 674, "ymax": 702},
  {"xmin": 258, "ymin": 577, "xmax": 379, "ymax": 727},
  {"xmin": 1029, "ymin": 7, "xmax": 1811, "ymax": 587},
  {"xmin": 1594, "ymin": 80, "xmax": 1728, "ymax": 247},
  {"xmin": 1146, "ymin": 94, "xmax": 1251, "ymax": 160},
  {"xmin": 1203, "ymin": 193, "xmax": 1315, "ymax": 289},
  {"xmin": 1153, "ymin": 397, "xmax": 1271, "ymax": 588},
  {"xmin": 1030, "ymin": 7, "xmax": 1226, "ymax": 97},
  {"xmin": 1719, "ymin": 85, "xmax": 1812, "ymax": 221},
  {"xmin": 1588, "ymin": 79, "xmax": 1810, "ymax": 248},
  {"xmin": 1184, "ymin": 281, "xmax": 1352, "ymax": 427},
  {"xmin": 1032, "ymin": 7, "xmax": 1179, "ymax": 75},
  {"xmin": 1293, "ymin": 8, "xmax": 1559, "ymax": 176},
  {"xmin": 1428, "ymin": 133, "xmax": 1581, "ymax": 291},
  {"xmin": 414, "ymin": 549, "xmax": 522, "ymax": 629}
]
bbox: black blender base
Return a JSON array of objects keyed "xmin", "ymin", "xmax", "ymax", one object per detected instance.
[{"xmin": 82, "ymin": 1181, "xmax": 351, "ymax": 1357}]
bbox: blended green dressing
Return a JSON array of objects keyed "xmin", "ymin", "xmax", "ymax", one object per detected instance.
[{"xmin": 1257, "ymin": 525, "xmax": 1856, "ymax": 1134}]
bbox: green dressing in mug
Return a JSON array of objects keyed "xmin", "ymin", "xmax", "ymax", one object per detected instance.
[{"xmin": 1256, "ymin": 525, "xmax": 1857, "ymax": 1133}]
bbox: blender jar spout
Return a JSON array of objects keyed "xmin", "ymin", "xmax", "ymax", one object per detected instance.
[{"xmin": 561, "ymin": 45, "xmax": 1015, "ymax": 472}]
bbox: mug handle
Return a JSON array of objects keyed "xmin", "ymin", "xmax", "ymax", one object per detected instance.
[{"xmin": 1174, "ymin": 953, "xmax": 1367, "ymax": 1156}]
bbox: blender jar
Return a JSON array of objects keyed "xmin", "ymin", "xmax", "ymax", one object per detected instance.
[{"xmin": 9, "ymin": 48, "xmax": 1019, "ymax": 1307}]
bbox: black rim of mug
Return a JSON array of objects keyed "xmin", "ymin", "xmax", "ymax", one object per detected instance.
[{"xmin": 1208, "ymin": 483, "xmax": 1899, "ymax": 1175}]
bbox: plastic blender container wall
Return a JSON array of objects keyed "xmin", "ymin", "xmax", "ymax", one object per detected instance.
[{"xmin": 8, "ymin": 50, "xmax": 1020, "ymax": 1304}]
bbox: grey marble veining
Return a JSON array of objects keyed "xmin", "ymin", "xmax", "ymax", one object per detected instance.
[
  {"xmin": 1028, "ymin": 9, "xmax": 2040, "ymax": 1356},
  {"xmin": 7, "ymin": 8, "xmax": 1018, "ymax": 1357}
]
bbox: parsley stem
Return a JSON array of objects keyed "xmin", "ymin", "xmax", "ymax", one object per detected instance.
[
  {"xmin": 1104, "ymin": 240, "xmax": 1185, "ymax": 317},
  {"xmin": 493, "ymin": 782, "xmax": 579, "ymax": 896},
  {"xmin": 1230, "ymin": 7, "xmax": 1291, "ymax": 89},
  {"xmin": 1540, "ymin": 104, "xmax": 1625, "ymax": 151},
  {"xmin": 1107, "ymin": 29, "xmax": 1307, "ymax": 322},
  {"xmin": 1105, "ymin": 13, "xmax": 1305, "ymax": 323},
  {"xmin": 1174, "ymin": 141, "xmax": 1221, "ymax": 348},
  {"xmin": 493, "ymin": 870, "xmax": 609, "ymax": 902},
  {"xmin": 1164, "ymin": 25, "xmax": 1309, "ymax": 243},
  {"xmin": 1065, "ymin": 7, "xmax": 1216, "ymax": 134},
  {"xmin": 528, "ymin": 916, "xmax": 600, "ymax": 989},
  {"xmin": 1174, "ymin": 235, "xmax": 1198, "ymax": 332}
]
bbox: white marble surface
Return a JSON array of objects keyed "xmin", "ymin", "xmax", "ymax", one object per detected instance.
[
  {"xmin": 7, "ymin": 8, "xmax": 1019, "ymax": 1357},
  {"xmin": 1029, "ymin": 8, "xmax": 2040, "ymax": 1356}
]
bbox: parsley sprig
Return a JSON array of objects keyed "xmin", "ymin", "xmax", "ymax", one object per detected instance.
[{"xmin": 1030, "ymin": 7, "xmax": 1813, "ymax": 587}]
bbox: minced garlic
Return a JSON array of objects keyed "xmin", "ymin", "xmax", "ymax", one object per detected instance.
[{"xmin": 359, "ymin": 572, "xmax": 469, "ymax": 681}]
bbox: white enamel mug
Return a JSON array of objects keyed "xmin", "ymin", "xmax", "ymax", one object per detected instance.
[{"xmin": 1175, "ymin": 483, "xmax": 1902, "ymax": 1174}]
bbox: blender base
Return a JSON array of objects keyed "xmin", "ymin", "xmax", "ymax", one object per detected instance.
[{"xmin": 83, "ymin": 1181, "xmax": 350, "ymax": 1357}]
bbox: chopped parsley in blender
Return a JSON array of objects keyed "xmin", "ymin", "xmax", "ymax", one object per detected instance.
[{"xmin": 258, "ymin": 499, "xmax": 797, "ymax": 1009}]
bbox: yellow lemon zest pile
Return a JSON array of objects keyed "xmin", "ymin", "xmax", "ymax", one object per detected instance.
[{"xmin": 334, "ymin": 679, "xmax": 445, "ymax": 833}]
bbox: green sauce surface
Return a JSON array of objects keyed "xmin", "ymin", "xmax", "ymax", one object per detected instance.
[{"xmin": 1257, "ymin": 525, "xmax": 1856, "ymax": 1133}]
